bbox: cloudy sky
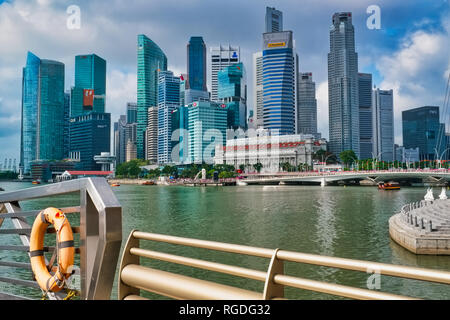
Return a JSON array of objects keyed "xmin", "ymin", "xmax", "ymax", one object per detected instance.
[{"xmin": 0, "ymin": 0, "xmax": 449, "ymax": 162}]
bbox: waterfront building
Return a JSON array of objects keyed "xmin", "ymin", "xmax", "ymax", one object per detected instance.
[
  {"xmin": 126, "ymin": 141, "xmax": 137, "ymax": 162},
  {"xmin": 113, "ymin": 115, "xmax": 127, "ymax": 164},
  {"xmin": 358, "ymin": 73, "xmax": 373, "ymax": 160},
  {"xmin": 20, "ymin": 52, "xmax": 65, "ymax": 175},
  {"xmin": 215, "ymin": 134, "xmax": 326, "ymax": 173},
  {"xmin": 127, "ymin": 102, "xmax": 137, "ymax": 123},
  {"xmin": 157, "ymin": 71, "xmax": 180, "ymax": 164},
  {"xmin": 68, "ymin": 112, "xmax": 111, "ymax": 171},
  {"xmin": 297, "ymin": 72, "xmax": 318, "ymax": 136},
  {"xmin": 187, "ymin": 101, "xmax": 228, "ymax": 164},
  {"xmin": 328, "ymin": 12, "xmax": 360, "ymax": 158},
  {"xmin": 218, "ymin": 62, "xmax": 247, "ymax": 130},
  {"xmin": 187, "ymin": 36, "xmax": 207, "ymax": 92},
  {"xmin": 262, "ymin": 31, "xmax": 297, "ymax": 135},
  {"xmin": 70, "ymin": 54, "xmax": 106, "ymax": 117},
  {"xmin": 30, "ymin": 160, "xmax": 75, "ymax": 182},
  {"xmin": 402, "ymin": 106, "xmax": 446, "ymax": 160},
  {"xmin": 210, "ymin": 45, "xmax": 240, "ymax": 101},
  {"xmin": 145, "ymin": 106, "xmax": 158, "ymax": 163},
  {"xmin": 171, "ymin": 106, "xmax": 189, "ymax": 164},
  {"xmin": 253, "ymin": 51, "xmax": 264, "ymax": 128},
  {"xmin": 63, "ymin": 91, "xmax": 71, "ymax": 159},
  {"xmin": 137, "ymin": 34, "xmax": 168, "ymax": 159},
  {"xmin": 372, "ymin": 88, "xmax": 394, "ymax": 161},
  {"xmin": 184, "ymin": 89, "xmax": 209, "ymax": 105},
  {"xmin": 180, "ymin": 74, "xmax": 187, "ymax": 106},
  {"xmin": 265, "ymin": 6, "xmax": 283, "ymax": 33},
  {"xmin": 394, "ymin": 145, "xmax": 420, "ymax": 163}
]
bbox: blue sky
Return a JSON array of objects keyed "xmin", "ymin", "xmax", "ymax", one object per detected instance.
[{"xmin": 0, "ymin": 0, "xmax": 449, "ymax": 162}]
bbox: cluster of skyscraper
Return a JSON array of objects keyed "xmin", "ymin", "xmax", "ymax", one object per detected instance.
[
  {"xmin": 20, "ymin": 6, "xmax": 449, "ymax": 174},
  {"xmin": 20, "ymin": 52, "xmax": 111, "ymax": 176}
]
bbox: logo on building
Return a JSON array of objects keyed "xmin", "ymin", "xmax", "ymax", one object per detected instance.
[
  {"xmin": 232, "ymin": 52, "xmax": 238, "ymax": 58},
  {"xmin": 83, "ymin": 89, "xmax": 94, "ymax": 107},
  {"xmin": 268, "ymin": 42, "xmax": 286, "ymax": 48}
]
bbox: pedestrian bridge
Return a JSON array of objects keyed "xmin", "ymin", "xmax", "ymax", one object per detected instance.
[{"xmin": 242, "ymin": 169, "xmax": 450, "ymax": 185}]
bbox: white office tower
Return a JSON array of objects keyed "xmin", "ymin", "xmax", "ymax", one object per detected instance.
[
  {"xmin": 145, "ymin": 106, "xmax": 158, "ymax": 163},
  {"xmin": 372, "ymin": 88, "xmax": 394, "ymax": 162},
  {"xmin": 209, "ymin": 45, "xmax": 240, "ymax": 101},
  {"xmin": 253, "ymin": 51, "xmax": 264, "ymax": 128}
]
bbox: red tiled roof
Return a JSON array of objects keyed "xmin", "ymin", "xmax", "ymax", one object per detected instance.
[{"xmin": 67, "ymin": 171, "xmax": 113, "ymax": 176}]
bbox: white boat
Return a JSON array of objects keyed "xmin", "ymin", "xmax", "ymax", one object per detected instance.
[{"xmin": 236, "ymin": 180, "xmax": 248, "ymax": 186}]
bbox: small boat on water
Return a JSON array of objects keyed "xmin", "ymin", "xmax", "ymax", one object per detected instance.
[
  {"xmin": 32, "ymin": 180, "xmax": 41, "ymax": 185},
  {"xmin": 111, "ymin": 183, "xmax": 120, "ymax": 187},
  {"xmin": 378, "ymin": 182, "xmax": 400, "ymax": 190},
  {"xmin": 141, "ymin": 181, "xmax": 155, "ymax": 185}
]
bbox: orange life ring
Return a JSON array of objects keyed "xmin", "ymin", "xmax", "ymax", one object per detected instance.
[{"xmin": 29, "ymin": 207, "xmax": 75, "ymax": 293}]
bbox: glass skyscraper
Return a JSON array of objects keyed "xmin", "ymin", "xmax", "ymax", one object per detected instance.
[
  {"xmin": 402, "ymin": 106, "xmax": 445, "ymax": 160},
  {"xmin": 372, "ymin": 88, "xmax": 394, "ymax": 162},
  {"xmin": 187, "ymin": 37, "xmax": 207, "ymax": 92},
  {"xmin": 127, "ymin": 102, "xmax": 137, "ymax": 123},
  {"xmin": 358, "ymin": 73, "xmax": 373, "ymax": 160},
  {"xmin": 262, "ymin": 31, "xmax": 296, "ymax": 135},
  {"xmin": 157, "ymin": 71, "xmax": 180, "ymax": 164},
  {"xmin": 20, "ymin": 52, "xmax": 65, "ymax": 175},
  {"xmin": 328, "ymin": 12, "xmax": 360, "ymax": 158},
  {"xmin": 188, "ymin": 101, "xmax": 228, "ymax": 164},
  {"xmin": 210, "ymin": 45, "xmax": 240, "ymax": 101},
  {"xmin": 253, "ymin": 51, "xmax": 264, "ymax": 128},
  {"xmin": 218, "ymin": 62, "xmax": 247, "ymax": 130},
  {"xmin": 265, "ymin": 7, "xmax": 283, "ymax": 33},
  {"xmin": 297, "ymin": 72, "xmax": 318, "ymax": 136},
  {"xmin": 69, "ymin": 113, "xmax": 111, "ymax": 171},
  {"xmin": 70, "ymin": 54, "xmax": 106, "ymax": 117},
  {"xmin": 137, "ymin": 34, "xmax": 168, "ymax": 159}
]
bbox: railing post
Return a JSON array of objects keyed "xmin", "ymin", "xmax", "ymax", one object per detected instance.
[
  {"xmin": 118, "ymin": 230, "xmax": 140, "ymax": 300},
  {"xmin": 263, "ymin": 249, "xmax": 284, "ymax": 300}
]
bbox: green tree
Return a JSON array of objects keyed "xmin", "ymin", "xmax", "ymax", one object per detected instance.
[
  {"xmin": 339, "ymin": 150, "xmax": 358, "ymax": 169},
  {"xmin": 253, "ymin": 162, "xmax": 263, "ymax": 173}
]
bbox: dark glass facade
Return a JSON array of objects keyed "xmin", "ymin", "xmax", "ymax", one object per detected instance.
[
  {"xmin": 402, "ymin": 106, "xmax": 445, "ymax": 160},
  {"xmin": 358, "ymin": 73, "xmax": 373, "ymax": 160},
  {"xmin": 187, "ymin": 37, "xmax": 207, "ymax": 91},
  {"xmin": 69, "ymin": 112, "xmax": 111, "ymax": 170},
  {"xmin": 70, "ymin": 54, "xmax": 106, "ymax": 117}
]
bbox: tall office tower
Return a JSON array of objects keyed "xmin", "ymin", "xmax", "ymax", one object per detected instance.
[
  {"xmin": 358, "ymin": 73, "xmax": 373, "ymax": 160},
  {"xmin": 372, "ymin": 88, "xmax": 394, "ymax": 162},
  {"xmin": 210, "ymin": 45, "xmax": 240, "ymax": 101},
  {"xmin": 171, "ymin": 106, "xmax": 189, "ymax": 164},
  {"xmin": 218, "ymin": 62, "xmax": 247, "ymax": 130},
  {"xmin": 137, "ymin": 34, "xmax": 168, "ymax": 159},
  {"xmin": 180, "ymin": 74, "xmax": 187, "ymax": 106},
  {"xmin": 126, "ymin": 140, "xmax": 137, "ymax": 162},
  {"xmin": 328, "ymin": 12, "xmax": 360, "ymax": 158},
  {"xmin": 187, "ymin": 36, "xmax": 207, "ymax": 91},
  {"xmin": 402, "ymin": 106, "xmax": 445, "ymax": 160},
  {"xmin": 126, "ymin": 102, "xmax": 137, "ymax": 123},
  {"xmin": 262, "ymin": 31, "xmax": 296, "ymax": 135},
  {"xmin": 69, "ymin": 113, "xmax": 111, "ymax": 171},
  {"xmin": 297, "ymin": 72, "xmax": 318, "ymax": 136},
  {"xmin": 70, "ymin": 54, "xmax": 106, "ymax": 117},
  {"xmin": 63, "ymin": 91, "xmax": 71, "ymax": 159},
  {"xmin": 20, "ymin": 52, "xmax": 65, "ymax": 175},
  {"xmin": 253, "ymin": 51, "xmax": 264, "ymax": 128},
  {"xmin": 187, "ymin": 101, "xmax": 228, "ymax": 164},
  {"xmin": 265, "ymin": 7, "xmax": 283, "ymax": 33},
  {"xmin": 157, "ymin": 71, "xmax": 180, "ymax": 164},
  {"xmin": 145, "ymin": 106, "xmax": 158, "ymax": 163},
  {"xmin": 114, "ymin": 115, "xmax": 127, "ymax": 164}
]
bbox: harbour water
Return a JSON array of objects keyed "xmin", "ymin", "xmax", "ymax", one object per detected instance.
[{"xmin": 1, "ymin": 181, "xmax": 449, "ymax": 299}]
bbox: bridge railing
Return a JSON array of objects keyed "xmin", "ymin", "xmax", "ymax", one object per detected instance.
[
  {"xmin": 400, "ymin": 200, "xmax": 437, "ymax": 232},
  {"xmin": 0, "ymin": 178, "xmax": 122, "ymax": 300},
  {"xmin": 118, "ymin": 230, "xmax": 450, "ymax": 300}
]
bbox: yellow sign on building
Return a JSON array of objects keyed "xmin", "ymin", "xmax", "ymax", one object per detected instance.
[{"xmin": 268, "ymin": 42, "xmax": 286, "ymax": 48}]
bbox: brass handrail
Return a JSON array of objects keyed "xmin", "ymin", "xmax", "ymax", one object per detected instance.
[{"xmin": 119, "ymin": 230, "xmax": 450, "ymax": 300}]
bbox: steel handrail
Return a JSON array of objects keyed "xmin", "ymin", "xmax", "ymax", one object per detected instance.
[{"xmin": 118, "ymin": 230, "xmax": 450, "ymax": 300}]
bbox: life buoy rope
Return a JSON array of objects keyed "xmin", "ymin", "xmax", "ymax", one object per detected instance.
[{"xmin": 29, "ymin": 207, "xmax": 75, "ymax": 293}]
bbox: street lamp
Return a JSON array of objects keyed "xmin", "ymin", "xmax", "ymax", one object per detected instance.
[
  {"xmin": 371, "ymin": 152, "xmax": 385, "ymax": 171},
  {"xmin": 434, "ymin": 147, "xmax": 450, "ymax": 169}
]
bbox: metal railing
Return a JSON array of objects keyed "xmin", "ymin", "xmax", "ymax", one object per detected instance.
[
  {"xmin": 118, "ymin": 230, "xmax": 450, "ymax": 300},
  {"xmin": 0, "ymin": 178, "xmax": 122, "ymax": 300}
]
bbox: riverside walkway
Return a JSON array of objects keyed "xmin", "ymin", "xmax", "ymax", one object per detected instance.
[{"xmin": 389, "ymin": 198, "xmax": 450, "ymax": 255}]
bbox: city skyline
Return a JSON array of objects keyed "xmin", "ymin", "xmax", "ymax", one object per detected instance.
[{"xmin": 0, "ymin": 0, "xmax": 449, "ymax": 160}]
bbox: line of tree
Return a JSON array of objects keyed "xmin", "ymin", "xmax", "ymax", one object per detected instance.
[{"xmin": 0, "ymin": 171, "xmax": 18, "ymax": 180}]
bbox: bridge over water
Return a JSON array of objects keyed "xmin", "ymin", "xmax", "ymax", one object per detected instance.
[{"xmin": 242, "ymin": 169, "xmax": 450, "ymax": 185}]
